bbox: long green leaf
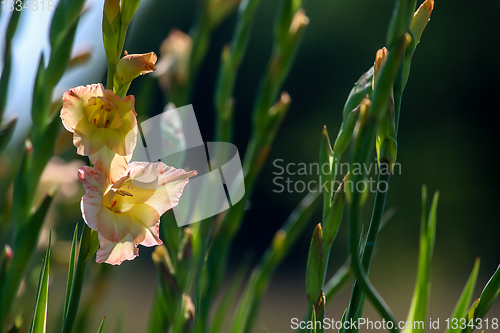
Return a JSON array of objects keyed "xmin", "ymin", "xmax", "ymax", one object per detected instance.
[
  {"xmin": 0, "ymin": 5, "xmax": 23, "ymax": 118},
  {"xmin": 475, "ymin": 264, "xmax": 500, "ymax": 319},
  {"xmin": 62, "ymin": 224, "xmax": 97, "ymax": 333},
  {"xmin": 445, "ymin": 258, "xmax": 481, "ymax": 333},
  {"xmin": 96, "ymin": 315, "xmax": 106, "ymax": 333},
  {"xmin": 210, "ymin": 263, "xmax": 249, "ymax": 333},
  {"xmin": 0, "ymin": 191, "xmax": 55, "ymax": 326},
  {"xmin": 319, "ymin": 126, "xmax": 334, "ymax": 220},
  {"xmin": 63, "ymin": 224, "xmax": 78, "ymax": 321},
  {"xmin": 28, "ymin": 231, "xmax": 51, "ymax": 333},
  {"xmin": 403, "ymin": 189, "xmax": 438, "ymax": 333},
  {"xmin": 0, "ymin": 117, "xmax": 17, "ymax": 154}
]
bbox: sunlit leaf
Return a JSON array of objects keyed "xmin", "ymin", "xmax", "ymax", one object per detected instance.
[{"xmin": 28, "ymin": 231, "xmax": 51, "ymax": 333}]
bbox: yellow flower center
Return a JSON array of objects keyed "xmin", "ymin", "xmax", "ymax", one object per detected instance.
[
  {"xmin": 87, "ymin": 96, "xmax": 122, "ymax": 129},
  {"xmin": 104, "ymin": 188, "xmax": 134, "ymax": 214},
  {"xmin": 102, "ymin": 174, "xmax": 157, "ymax": 215}
]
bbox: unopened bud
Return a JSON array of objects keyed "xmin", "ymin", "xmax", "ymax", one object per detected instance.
[
  {"xmin": 272, "ymin": 229, "xmax": 287, "ymax": 259},
  {"xmin": 103, "ymin": 0, "xmax": 120, "ymax": 23},
  {"xmin": 359, "ymin": 97, "xmax": 371, "ymax": 124},
  {"xmin": 155, "ymin": 29, "xmax": 192, "ymax": 92},
  {"xmin": 373, "ymin": 47, "xmax": 388, "ymax": 90},
  {"xmin": 115, "ymin": 52, "xmax": 157, "ymax": 85},
  {"xmin": 269, "ymin": 92, "xmax": 291, "ymax": 117},
  {"xmin": 289, "ymin": 9, "xmax": 309, "ymax": 35},
  {"xmin": 410, "ymin": 0, "xmax": 434, "ymax": 44},
  {"xmin": 182, "ymin": 294, "xmax": 196, "ymax": 321},
  {"xmin": 306, "ymin": 224, "xmax": 324, "ymax": 304},
  {"xmin": 4, "ymin": 245, "xmax": 12, "ymax": 261}
]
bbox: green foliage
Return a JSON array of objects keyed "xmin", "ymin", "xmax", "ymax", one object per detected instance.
[
  {"xmin": 96, "ymin": 316, "xmax": 107, "ymax": 333},
  {"xmin": 445, "ymin": 258, "xmax": 481, "ymax": 333},
  {"xmin": 63, "ymin": 225, "xmax": 79, "ymax": 323},
  {"xmin": 0, "ymin": 4, "xmax": 23, "ymax": 118},
  {"xmin": 403, "ymin": 187, "xmax": 438, "ymax": 333},
  {"xmin": 28, "ymin": 231, "xmax": 51, "ymax": 333},
  {"xmin": 475, "ymin": 264, "xmax": 500, "ymax": 319},
  {"xmin": 0, "ymin": 192, "xmax": 55, "ymax": 327},
  {"xmin": 0, "ymin": 118, "xmax": 17, "ymax": 154},
  {"xmin": 62, "ymin": 225, "xmax": 99, "ymax": 333}
]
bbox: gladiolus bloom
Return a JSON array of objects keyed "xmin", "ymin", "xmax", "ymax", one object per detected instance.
[
  {"xmin": 61, "ymin": 84, "xmax": 137, "ymax": 182},
  {"xmin": 79, "ymin": 162, "xmax": 197, "ymax": 265}
]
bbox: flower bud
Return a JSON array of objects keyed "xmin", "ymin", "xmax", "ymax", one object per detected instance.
[
  {"xmin": 289, "ymin": 9, "xmax": 310, "ymax": 36},
  {"xmin": 306, "ymin": 224, "xmax": 324, "ymax": 304},
  {"xmin": 373, "ymin": 47, "xmax": 388, "ymax": 90},
  {"xmin": 103, "ymin": 0, "xmax": 120, "ymax": 23},
  {"xmin": 155, "ymin": 29, "xmax": 192, "ymax": 93},
  {"xmin": 410, "ymin": 0, "xmax": 434, "ymax": 44},
  {"xmin": 115, "ymin": 52, "xmax": 158, "ymax": 85}
]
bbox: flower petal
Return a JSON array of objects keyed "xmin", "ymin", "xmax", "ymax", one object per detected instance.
[
  {"xmin": 90, "ymin": 146, "xmax": 131, "ymax": 183},
  {"xmin": 128, "ymin": 161, "xmax": 197, "ymax": 216},
  {"xmin": 95, "ymin": 207, "xmax": 133, "ymax": 243},
  {"xmin": 74, "ymin": 119, "xmax": 104, "ymax": 156},
  {"xmin": 96, "ymin": 233, "xmax": 138, "ymax": 265},
  {"xmin": 61, "ymin": 84, "xmax": 105, "ymax": 132},
  {"xmin": 140, "ymin": 221, "xmax": 163, "ymax": 247},
  {"xmin": 79, "ymin": 166, "xmax": 108, "ymax": 231},
  {"xmin": 127, "ymin": 203, "xmax": 160, "ymax": 228}
]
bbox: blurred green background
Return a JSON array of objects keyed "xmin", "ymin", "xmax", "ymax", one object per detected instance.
[{"xmin": 4, "ymin": 0, "xmax": 500, "ymax": 331}]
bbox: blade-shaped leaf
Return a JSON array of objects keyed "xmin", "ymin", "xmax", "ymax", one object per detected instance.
[
  {"xmin": 63, "ymin": 224, "xmax": 78, "ymax": 321},
  {"xmin": 28, "ymin": 231, "xmax": 51, "ymax": 333},
  {"xmin": 0, "ymin": 118, "xmax": 17, "ymax": 153},
  {"xmin": 96, "ymin": 315, "xmax": 106, "ymax": 333},
  {"xmin": 445, "ymin": 258, "xmax": 480, "ymax": 333},
  {"xmin": 319, "ymin": 126, "xmax": 334, "ymax": 220},
  {"xmin": 0, "ymin": 191, "xmax": 55, "ymax": 324},
  {"xmin": 462, "ymin": 298, "xmax": 480, "ymax": 333},
  {"xmin": 210, "ymin": 263, "xmax": 248, "ymax": 333},
  {"xmin": 403, "ymin": 189, "xmax": 438, "ymax": 333},
  {"xmin": 475, "ymin": 263, "xmax": 500, "ymax": 319},
  {"xmin": 310, "ymin": 304, "xmax": 317, "ymax": 333}
]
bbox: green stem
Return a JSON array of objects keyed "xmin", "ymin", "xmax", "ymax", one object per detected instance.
[
  {"xmin": 345, "ymin": 171, "xmax": 391, "ymax": 329},
  {"xmin": 106, "ymin": 65, "xmax": 115, "ymax": 90},
  {"xmin": 346, "ymin": 42, "xmax": 407, "ymax": 328},
  {"xmin": 347, "ymin": 171, "xmax": 398, "ymax": 333}
]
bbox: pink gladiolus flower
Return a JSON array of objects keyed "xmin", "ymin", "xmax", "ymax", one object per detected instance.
[
  {"xmin": 61, "ymin": 84, "xmax": 137, "ymax": 182},
  {"xmin": 78, "ymin": 161, "xmax": 197, "ymax": 265}
]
